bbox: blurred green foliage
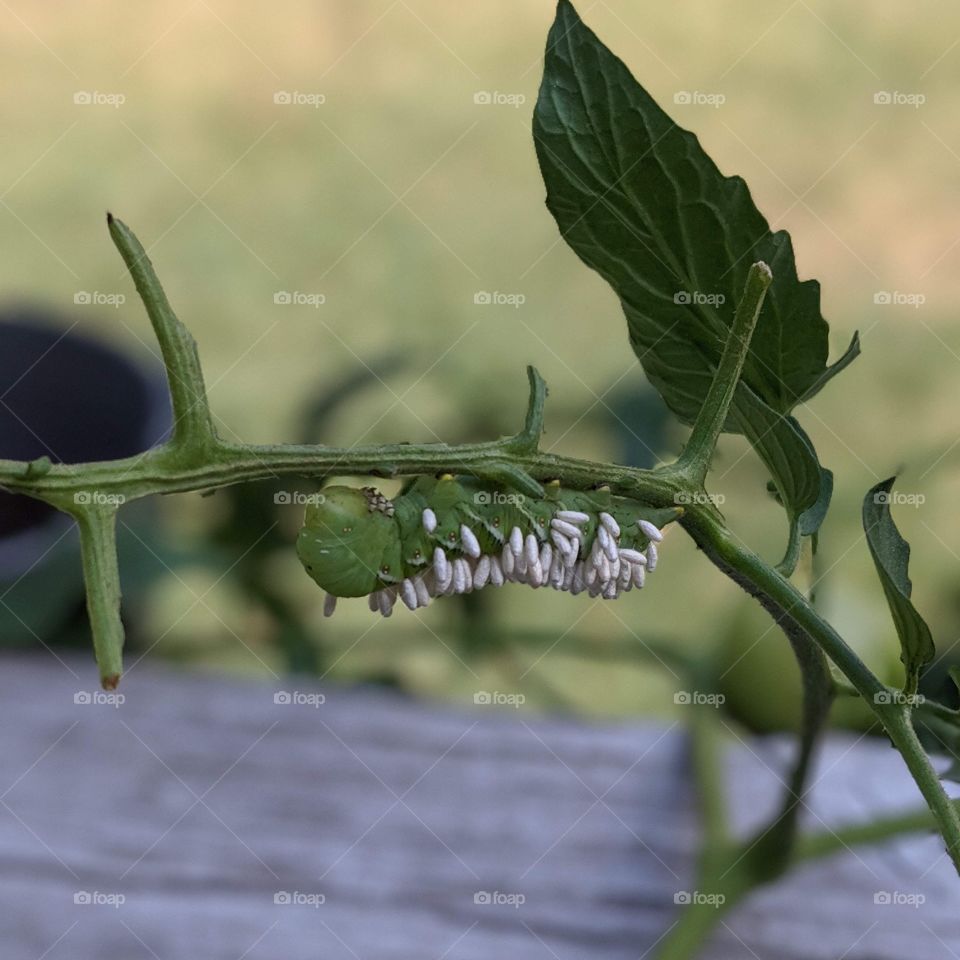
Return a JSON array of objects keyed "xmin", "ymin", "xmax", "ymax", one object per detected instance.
[{"xmin": 4, "ymin": 1, "xmax": 960, "ymax": 729}]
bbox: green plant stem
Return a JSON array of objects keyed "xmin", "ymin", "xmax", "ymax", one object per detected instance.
[
  {"xmin": 0, "ymin": 440, "xmax": 691, "ymax": 509},
  {"xmin": 796, "ymin": 799, "xmax": 959, "ymax": 861},
  {"xmin": 107, "ymin": 214, "xmax": 217, "ymax": 454},
  {"xmin": 672, "ymin": 262, "xmax": 772, "ymax": 485},
  {"xmin": 657, "ymin": 790, "xmax": 960, "ymax": 960},
  {"xmin": 662, "ymin": 632, "xmax": 958, "ymax": 960},
  {"xmin": 73, "ymin": 504, "xmax": 124, "ymax": 689},
  {"xmin": 686, "ymin": 653, "xmax": 730, "ymax": 858},
  {"xmin": 5, "ymin": 219, "xmax": 959, "ymax": 889},
  {"xmin": 679, "ymin": 505, "xmax": 960, "ymax": 875}
]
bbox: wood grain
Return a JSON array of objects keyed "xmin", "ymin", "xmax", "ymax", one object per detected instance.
[{"xmin": 0, "ymin": 655, "xmax": 957, "ymax": 959}]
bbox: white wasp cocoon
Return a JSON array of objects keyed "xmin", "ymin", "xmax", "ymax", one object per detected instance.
[
  {"xmin": 646, "ymin": 542, "xmax": 659, "ymax": 571},
  {"xmin": 473, "ymin": 556, "xmax": 491, "ymax": 589},
  {"xmin": 377, "ymin": 590, "xmax": 395, "ymax": 617},
  {"xmin": 618, "ymin": 548, "xmax": 647, "ymax": 566},
  {"xmin": 501, "ymin": 543, "xmax": 515, "ymax": 577},
  {"xmin": 460, "ymin": 524, "xmax": 482, "ymax": 559},
  {"xmin": 453, "ymin": 558, "xmax": 470, "ymax": 594},
  {"xmin": 524, "ymin": 533, "xmax": 540, "ymax": 566},
  {"xmin": 323, "ymin": 593, "xmax": 337, "ymax": 618},
  {"xmin": 510, "ymin": 526, "xmax": 524, "ymax": 557},
  {"xmin": 551, "ymin": 518, "xmax": 583, "ymax": 540},
  {"xmin": 422, "ymin": 508, "xmax": 438, "ymax": 533},
  {"xmin": 414, "ymin": 576, "xmax": 431, "ymax": 607},
  {"xmin": 400, "ymin": 579, "xmax": 418, "ymax": 610},
  {"xmin": 599, "ymin": 512, "xmax": 620, "ymax": 538},
  {"xmin": 556, "ymin": 510, "xmax": 590, "ymax": 524},
  {"xmin": 638, "ymin": 519, "xmax": 663, "ymax": 542},
  {"xmin": 433, "ymin": 547, "xmax": 450, "ymax": 584},
  {"xmin": 489, "ymin": 556, "xmax": 504, "ymax": 587},
  {"xmin": 551, "ymin": 530, "xmax": 573, "ymax": 555},
  {"xmin": 597, "ymin": 526, "xmax": 618, "ymax": 562}
]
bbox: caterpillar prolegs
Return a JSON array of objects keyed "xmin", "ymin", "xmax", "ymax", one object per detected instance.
[{"xmin": 296, "ymin": 475, "xmax": 682, "ymax": 617}]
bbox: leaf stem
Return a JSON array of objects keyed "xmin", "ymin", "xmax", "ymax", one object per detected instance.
[
  {"xmin": 505, "ymin": 364, "xmax": 548, "ymax": 454},
  {"xmin": 108, "ymin": 214, "xmax": 217, "ymax": 454},
  {"xmin": 673, "ymin": 262, "xmax": 772, "ymax": 485},
  {"xmin": 73, "ymin": 504, "xmax": 124, "ymax": 689},
  {"xmin": 680, "ymin": 505, "xmax": 960, "ymax": 875}
]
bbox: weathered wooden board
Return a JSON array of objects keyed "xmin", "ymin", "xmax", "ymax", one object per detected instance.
[{"xmin": 0, "ymin": 655, "xmax": 957, "ymax": 959}]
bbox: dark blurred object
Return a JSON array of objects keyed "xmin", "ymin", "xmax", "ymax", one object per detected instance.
[
  {"xmin": 606, "ymin": 376, "xmax": 676, "ymax": 469},
  {"xmin": 0, "ymin": 307, "xmax": 170, "ymax": 644}
]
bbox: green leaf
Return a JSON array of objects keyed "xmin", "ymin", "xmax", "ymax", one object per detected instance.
[
  {"xmin": 533, "ymin": 0, "xmax": 858, "ymax": 563},
  {"xmin": 862, "ymin": 478, "xmax": 934, "ymax": 693}
]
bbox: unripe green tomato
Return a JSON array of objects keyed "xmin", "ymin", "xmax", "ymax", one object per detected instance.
[{"xmin": 717, "ymin": 589, "xmax": 903, "ymax": 734}]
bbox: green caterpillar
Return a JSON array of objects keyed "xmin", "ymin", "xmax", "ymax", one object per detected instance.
[{"xmin": 296, "ymin": 475, "xmax": 682, "ymax": 617}]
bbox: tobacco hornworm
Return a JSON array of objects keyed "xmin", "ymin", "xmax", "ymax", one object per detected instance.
[{"xmin": 296, "ymin": 474, "xmax": 682, "ymax": 617}]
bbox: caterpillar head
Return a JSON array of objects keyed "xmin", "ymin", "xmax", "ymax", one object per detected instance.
[{"xmin": 296, "ymin": 486, "xmax": 398, "ymax": 598}]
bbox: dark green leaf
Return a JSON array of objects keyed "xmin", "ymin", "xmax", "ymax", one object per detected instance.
[
  {"xmin": 862, "ymin": 477, "xmax": 934, "ymax": 692},
  {"xmin": 533, "ymin": 0, "xmax": 858, "ymax": 562}
]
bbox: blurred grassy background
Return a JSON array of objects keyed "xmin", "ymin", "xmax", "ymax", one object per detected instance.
[{"xmin": 3, "ymin": 0, "xmax": 960, "ymax": 724}]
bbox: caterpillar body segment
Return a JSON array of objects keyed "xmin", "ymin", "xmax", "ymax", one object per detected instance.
[{"xmin": 296, "ymin": 475, "xmax": 681, "ymax": 615}]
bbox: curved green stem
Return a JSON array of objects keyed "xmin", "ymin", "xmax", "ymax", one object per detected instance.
[
  {"xmin": 672, "ymin": 262, "xmax": 772, "ymax": 486},
  {"xmin": 680, "ymin": 506, "xmax": 960, "ymax": 875}
]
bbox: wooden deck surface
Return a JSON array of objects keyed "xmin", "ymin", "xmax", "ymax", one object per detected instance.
[{"xmin": 0, "ymin": 655, "xmax": 957, "ymax": 959}]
